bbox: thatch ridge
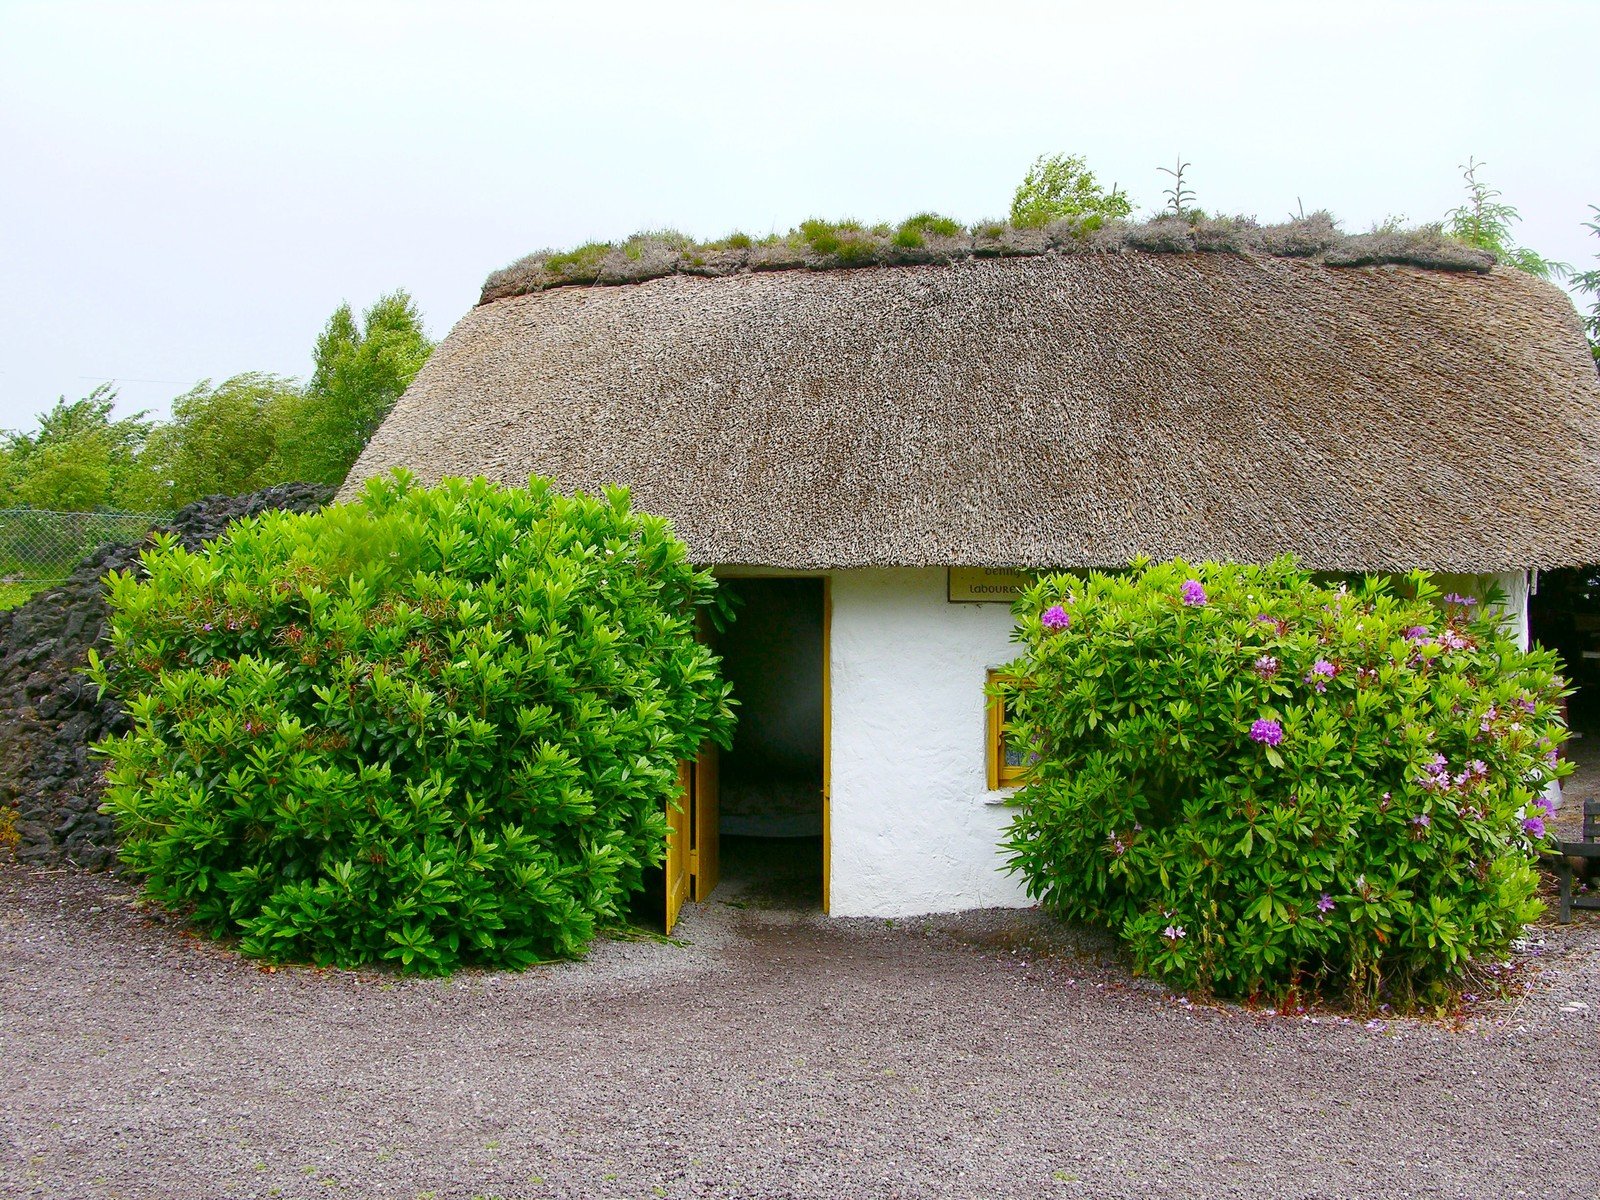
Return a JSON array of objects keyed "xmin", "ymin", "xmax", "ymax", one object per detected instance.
[
  {"xmin": 351, "ymin": 253, "xmax": 1600, "ymax": 573},
  {"xmin": 480, "ymin": 212, "xmax": 1496, "ymax": 305}
]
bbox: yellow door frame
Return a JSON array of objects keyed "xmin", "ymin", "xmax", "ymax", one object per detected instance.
[
  {"xmin": 821, "ymin": 574, "xmax": 831, "ymax": 914},
  {"xmin": 664, "ymin": 762, "xmax": 692, "ymax": 934}
]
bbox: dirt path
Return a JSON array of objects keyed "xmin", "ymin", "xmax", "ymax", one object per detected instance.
[{"xmin": 2, "ymin": 866, "xmax": 1597, "ymax": 1200}]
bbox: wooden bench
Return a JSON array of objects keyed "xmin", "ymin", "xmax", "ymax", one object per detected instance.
[{"xmin": 1553, "ymin": 800, "xmax": 1600, "ymax": 924}]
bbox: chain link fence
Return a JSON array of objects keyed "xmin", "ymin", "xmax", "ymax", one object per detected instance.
[{"xmin": 0, "ymin": 508, "xmax": 171, "ymax": 597}]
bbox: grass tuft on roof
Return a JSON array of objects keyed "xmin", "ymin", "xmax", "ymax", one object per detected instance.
[{"xmin": 480, "ymin": 210, "xmax": 1499, "ymax": 305}]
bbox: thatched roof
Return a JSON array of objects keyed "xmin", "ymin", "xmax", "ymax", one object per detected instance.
[{"xmin": 345, "ymin": 251, "xmax": 1600, "ymax": 572}]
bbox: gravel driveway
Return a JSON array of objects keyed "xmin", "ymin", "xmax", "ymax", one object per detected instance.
[{"xmin": 2, "ymin": 864, "xmax": 1597, "ymax": 1200}]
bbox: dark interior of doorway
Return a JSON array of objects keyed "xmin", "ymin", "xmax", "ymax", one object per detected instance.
[
  {"xmin": 714, "ymin": 577, "xmax": 824, "ymax": 909},
  {"xmin": 1530, "ymin": 566, "xmax": 1600, "ymax": 732}
]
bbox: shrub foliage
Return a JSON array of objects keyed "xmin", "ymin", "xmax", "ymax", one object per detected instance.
[
  {"xmin": 92, "ymin": 473, "xmax": 734, "ymax": 972},
  {"xmin": 999, "ymin": 559, "xmax": 1568, "ymax": 1007}
]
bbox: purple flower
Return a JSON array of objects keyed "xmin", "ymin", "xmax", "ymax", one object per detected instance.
[
  {"xmin": 1304, "ymin": 658, "xmax": 1336, "ymax": 693},
  {"xmin": 1317, "ymin": 893, "xmax": 1336, "ymax": 914},
  {"xmin": 1250, "ymin": 718, "xmax": 1284, "ymax": 747},
  {"xmin": 1534, "ymin": 794, "xmax": 1557, "ymax": 818},
  {"xmin": 202, "ymin": 622, "xmax": 213, "ymax": 632},
  {"xmin": 1442, "ymin": 593, "xmax": 1478, "ymax": 607},
  {"xmin": 1403, "ymin": 626, "xmax": 1430, "ymax": 642},
  {"xmin": 1522, "ymin": 816, "xmax": 1547, "ymax": 839},
  {"xmin": 1181, "ymin": 580, "xmax": 1207, "ymax": 607},
  {"xmin": 1162, "ymin": 924, "xmax": 1187, "ymax": 941},
  {"xmin": 1041, "ymin": 603, "xmax": 1071, "ymax": 631},
  {"xmin": 1253, "ymin": 654, "xmax": 1279, "ymax": 680},
  {"xmin": 1411, "ymin": 813, "xmax": 1432, "ymax": 829},
  {"xmin": 1519, "ymin": 697, "xmax": 1538, "ymax": 715}
]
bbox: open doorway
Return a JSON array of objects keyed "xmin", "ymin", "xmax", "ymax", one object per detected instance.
[
  {"xmin": 1530, "ymin": 566, "xmax": 1600, "ymax": 844},
  {"xmin": 712, "ymin": 577, "xmax": 826, "ymax": 910},
  {"xmin": 1530, "ymin": 567, "xmax": 1600, "ymax": 732}
]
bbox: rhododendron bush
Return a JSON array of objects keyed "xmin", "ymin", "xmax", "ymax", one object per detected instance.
[
  {"xmin": 91, "ymin": 472, "xmax": 734, "ymax": 973},
  {"xmin": 998, "ymin": 559, "xmax": 1568, "ymax": 1007}
]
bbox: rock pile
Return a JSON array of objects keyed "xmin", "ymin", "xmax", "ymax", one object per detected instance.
[{"xmin": 0, "ymin": 483, "xmax": 331, "ymax": 868}]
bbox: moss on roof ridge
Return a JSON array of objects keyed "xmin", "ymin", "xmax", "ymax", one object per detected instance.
[{"xmin": 479, "ymin": 212, "xmax": 1497, "ymax": 305}]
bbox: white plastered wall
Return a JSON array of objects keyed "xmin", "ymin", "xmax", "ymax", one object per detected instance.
[
  {"xmin": 1490, "ymin": 570, "xmax": 1531, "ymax": 651},
  {"xmin": 828, "ymin": 568, "xmax": 1031, "ymax": 918}
]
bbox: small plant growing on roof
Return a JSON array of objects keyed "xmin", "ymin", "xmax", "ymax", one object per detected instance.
[
  {"xmin": 1158, "ymin": 157, "xmax": 1198, "ymax": 220},
  {"xmin": 1008, "ymin": 153, "xmax": 1132, "ymax": 229},
  {"xmin": 892, "ymin": 212, "xmax": 964, "ymax": 249},
  {"xmin": 1444, "ymin": 158, "xmax": 1564, "ymax": 280},
  {"xmin": 997, "ymin": 559, "xmax": 1568, "ymax": 1010},
  {"xmin": 90, "ymin": 471, "xmax": 736, "ymax": 973},
  {"xmin": 795, "ymin": 218, "xmax": 889, "ymax": 266}
]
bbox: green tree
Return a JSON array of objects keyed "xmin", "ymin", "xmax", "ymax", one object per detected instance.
[
  {"xmin": 0, "ymin": 385, "xmax": 153, "ymax": 510},
  {"xmin": 132, "ymin": 373, "xmax": 301, "ymax": 508},
  {"xmin": 278, "ymin": 291, "xmax": 434, "ymax": 487},
  {"xmin": 1569, "ymin": 204, "xmax": 1600, "ymax": 361},
  {"xmin": 1009, "ymin": 153, "xmax": 1133, "ymax": 229},
  {"xmin": 1444, "ymin": 158, "xmax": 1564, "ymax": 280}
]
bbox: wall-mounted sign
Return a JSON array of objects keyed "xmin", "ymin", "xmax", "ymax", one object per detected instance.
[{"xmin": 948, "ymin": 567, "xmax": 1033, "ymax": 603}]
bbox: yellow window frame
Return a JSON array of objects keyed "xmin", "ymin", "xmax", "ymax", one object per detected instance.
[{"xmin": 986, "ymin": 669, "xmax": 1032, "ymax": 790}]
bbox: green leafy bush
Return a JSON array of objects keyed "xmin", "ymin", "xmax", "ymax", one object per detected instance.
[
  {"xmin": 999, "ymin": 559, "xmax": 1568, "ymax": 1008},
  {"xmin": 92, "ymin": 473, "xmax": 734, "ymax": 973},
  {"xmin": 1009, "ymin": 152, "xmax": 1133, "ymax": 228}
]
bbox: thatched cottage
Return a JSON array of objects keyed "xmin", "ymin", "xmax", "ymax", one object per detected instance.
[{"xmin": 344, "ymin": 220, "xmax": 1600, "ymax": 928}]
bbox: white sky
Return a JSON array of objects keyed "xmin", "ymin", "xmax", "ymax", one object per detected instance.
[{"xmin": 2, "ymin": 0, "xmax": 1597, "ymax": 431}]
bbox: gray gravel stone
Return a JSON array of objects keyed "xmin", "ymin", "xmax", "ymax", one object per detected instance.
[{"xmin": 2, "ymin": 865, "xmax": 1597, "ymax": 1199}]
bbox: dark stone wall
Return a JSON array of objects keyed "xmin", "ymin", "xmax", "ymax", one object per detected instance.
[{"xmin": 0, "ymin": 483, "xmax": 332, "ymax": 869}]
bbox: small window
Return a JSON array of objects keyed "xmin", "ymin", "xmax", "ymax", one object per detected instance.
[{"xmin": 986, "ymin": 669, "xmax": 1032, "ymax": 790}]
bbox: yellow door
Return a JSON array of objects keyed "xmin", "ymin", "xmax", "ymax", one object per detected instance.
[
  {"xmin": 692, "ymin": 742, "xmax": 719, "ymax": 902},
  {"xmin": 665, "ymin": 761, "xmax": 692, "ymax": 933}
]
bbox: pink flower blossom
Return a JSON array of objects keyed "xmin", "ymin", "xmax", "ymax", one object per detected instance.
[
  {"xmin": 1250, "ymin": 718, "xmax": 1284, "ymax": 747},
  {"xmin": 1253, "ymin": 654, "xmax": 1279, "ymax": 680},
  {"xmin": 1181, "ymin": 580, "xmax": 1207, "ymax": 606},
  {"xmin": 1162, "ymin": 925, "xmax": 1187, "ymax": 941},
  {"xmin": 1305, "ymin": 658, "xmax": 1336, "ymax": 693}
]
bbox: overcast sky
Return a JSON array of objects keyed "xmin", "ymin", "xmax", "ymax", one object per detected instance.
[{"xmin": 2, "ymin": 0, "xmax": 1597, "ymax": 431}]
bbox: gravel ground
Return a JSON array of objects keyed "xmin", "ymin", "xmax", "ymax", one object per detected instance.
[{"xmin": 2, "ymin": 861, "xmax": 1597, "ymax": 1200}]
